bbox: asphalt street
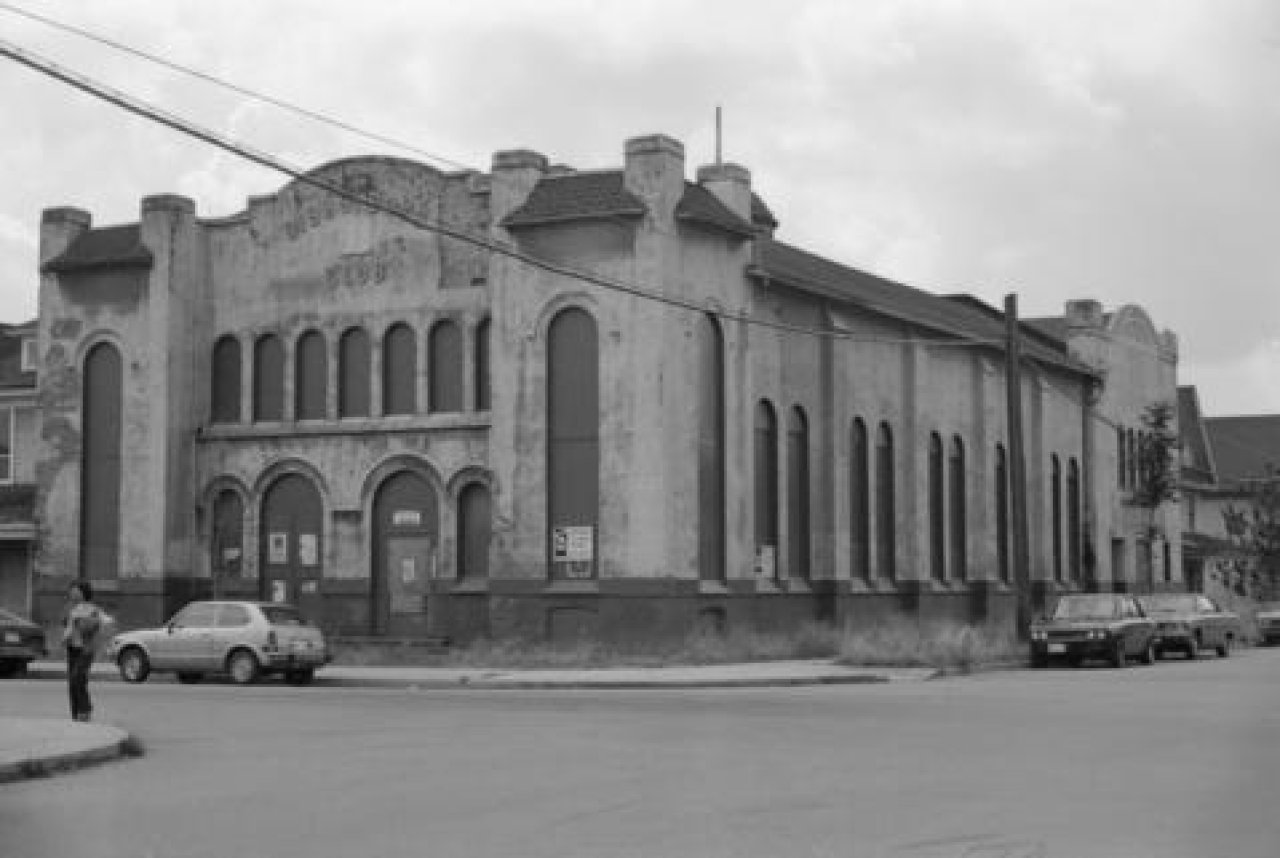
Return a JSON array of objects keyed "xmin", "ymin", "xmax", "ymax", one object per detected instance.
[{"xmin": 2, "ymin": 651, "xmax": 1279, "ymax": 858}]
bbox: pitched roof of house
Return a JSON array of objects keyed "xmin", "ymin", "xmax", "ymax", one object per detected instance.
[
  {"xmin": 0, "ymin": 322, "xmax": 36, "ymax": 390},
  {"xmin": 1203, "ymin": 414, "xmax": 1280, "ymax": 482},
  {"xmin": 41, "ymin": 224, "xmax": 153, "ymax": 274},
  {"xmin": 753, "ymin": 239, "xmax": 1094, "ymax": 375},
  {"xmin": 1177, "ymin": 386, "xmax": 1217, "ymax": 484}
]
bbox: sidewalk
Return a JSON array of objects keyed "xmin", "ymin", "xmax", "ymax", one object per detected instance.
[{"xmin": 0, "ymin": 717, "xmax": 132, "ymax": 784}]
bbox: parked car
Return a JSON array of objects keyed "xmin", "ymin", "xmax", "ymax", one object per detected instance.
[
  {"xmin": 1256, "ymin": 602, "xmax": 1280, "ymax": 646},
  {"xmin": 0, "ymin": 607, "xmax": 47, "ymax": 677},
  {"xmin": 1029, "ymin": 593, "xmax": 1156, "ymax": 668},
  {"xmin": 106, "ymin": 600, "xmax": 329, "ymax": 686},
  {"xmin": 1137, "ymin": 593, "xmax": 1240, "ymax": 659}
]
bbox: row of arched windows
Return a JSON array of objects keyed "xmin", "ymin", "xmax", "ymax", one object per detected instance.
[
  {"xmin": 753, "ymin": 401, "xmax": 812, "ymax": 582},
  {"xmin": 211, "ymin": 319, "xmax": 491, "ymax": 424}
]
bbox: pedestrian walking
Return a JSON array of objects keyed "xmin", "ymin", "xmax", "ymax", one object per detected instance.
[{"xmin": 63, "ymin": 581, "xmax": 103, "ymax": 722}]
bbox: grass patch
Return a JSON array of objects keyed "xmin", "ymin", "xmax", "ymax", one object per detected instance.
[{"xmin": 834, "ymin": 619, "xmax": 1023, "ymax": 671}]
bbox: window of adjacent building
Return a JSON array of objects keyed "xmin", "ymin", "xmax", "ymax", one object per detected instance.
[
  {"xmin": 20, "ymin": 338, "xmax": 37, "ymax": 373},
  {"xmin": 382, "ymin": 323, "xmax": 417, "ymax": 416},
  {"xmin": 253, "ymin": 334, "xmax": 284, "ymax": 422},
  {"xmin": 429, "ymin": 320, "xmax": 464, "ymax": 413},
  {"xmin": 696, "ymin": 313, "xmax": 726, "ymax": 584},
  {"xmin": 457, "ymin": 482, "xmax": 492, "ymax": 581},
  {"xmin": 787, "ymin": 406, "xmax": 811, "ymax": 583},
  {"xmin": 754, "ymin": 399, "xmax": 779, "ymax": 578},
  {"xmin": 928, "ymin": 432, "xmax": 945, "ymax": 583},
  {"xmin": 546, "ymin": 307, "xmax": 599, "ymax": 579},
  {"xmin": 996, "ymin": 444, "xmax": 1010, "ymax": 585},
  {"xmin": 475, "ymin": 318, "xmax": 491, "ymax": 412},
  {"xmin": 80, "ymin": 342, "xmax": 123, "ymax": 579},
  {"xmin": 0, "ymin": 406, "xmax": 11, "ymax": 483},
  {"xmin": 949, "ymin": 435, "xmax": 967, "ymax": 583},
  {"xmin": 850, "ymin": 417, "xmax": 870, "ymax": 582},
  {"xmin": 211, "ymin": 335, "xmax": 242, "ymax": 424},
  {"xmin": 1051, "ymin": 455, "xmax": 1063, "ymax": 583},
  {"xmin": 338, "ymin": 327, "xmax": 371, "ymax": 418},
  {"xmin": 295, "ymin": 330, "xmax": 327, "ymax": 420},
  {"xmin": 1068, "ymin": 458, "xmax": 1082, "ymax": 583},
  {"xmin": 876, "ymin": 422, "xmax": 896, "ymax": 582}
]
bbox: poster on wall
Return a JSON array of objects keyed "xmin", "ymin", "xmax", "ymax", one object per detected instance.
[
  {"xmin": 551, "ymin": 526, "xmax": 594, "ymax": 562},
  {"xmin": 268, "ymin": 533, "xmax": 288, "ymax": 564},
  {"xmin": 298, "ymin": 534, "xmax": 319, "ymax": 567},
  {"xmin": 271, "ymin": 579, "xmax": 287, "ymax": 603}
]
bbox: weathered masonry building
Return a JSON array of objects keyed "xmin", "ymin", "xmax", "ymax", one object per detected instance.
[{"xmin": 30, "ymin": 133, "xmax": 1182, "ymax": 641}]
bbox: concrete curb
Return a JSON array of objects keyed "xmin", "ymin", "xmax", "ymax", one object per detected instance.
[
  {"xmin": 312, "ymin": 672, "xmax": 901, "ymax": 691},
  {"xmin": 0, "ymin": 720, "xmax": 134, "ymax": 784}
]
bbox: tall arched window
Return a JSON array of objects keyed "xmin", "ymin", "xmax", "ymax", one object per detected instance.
[
  {"xmin": 382, "ymin": 323, "xmax": 417, "ymax": 416},
  {"xmin": 1051, "ymin": 455, "xmax": 1063, "ymax": 583},
  {"xmin": 696, "ymin": 314, "xmax": 725, "ymax": 583},
  {"xmin": 996, "ymin": 444, "xmax": 1010, "ymax": 585},
  {"xmin": 81, "ymin": 342, "xmax": 123, "ymax": 579},
  {"xmin": 457, "ymin": 482, "xmax": 492, "ymax": 581},
  {"xmin": 338, "ymin": 327, "xmax": 371, "ymax": 418},
  {"xmin": 1068, "ymin": 457, "xmax": 1082, "ymax": 583},
  {"xmin": 212, "ymin": 489, "xmax": 245, "ymax": 584},
  {"xmin": 211, "ymin": 335, "xmax": 241, "ymax": 424},
  {"xmin": 547, "ymin": 308, "xmax": 599, "ymax": 579},
  {"xmin": 754, "ymin": 400, "xmax": 779, "ymax": 579},
  {"xmin": 949, "ymin": 435, "xmax": 967, "ymax": 583},
  {"xmin": 295, "ymin": 330, "xmax": 327, "ymax": 420},
  {"xmin": 429, "ymin": 319, "xmax": 464, "ymax": 413},
  {"xmin": 1117, "ymin": 426, "xmax": 1127, "ymax": 488},
  {"xmin": 875, "ymin": 422, "xmax": 896, "ymax": 582},
  {"xmin": 850, "ymin": 418, "xmax": 870, "ymax": 581},
  {"xmin": 474, "ymin": 318, "xmax": 491, "ymax": 412},
  {"xmin": 787, "ymin": 406, "xmax": 811, "ymax": 582},
  {"xmin": 928, "ymin": 432, "xmax": 945, "ymax": 583},
  {"xmin": 253, "ymin": 333, "xmax": 284, "ymax": 422},
  {"xmin": 1127, "ymin": 429, "xmax": 1138, "ymax": 490}
]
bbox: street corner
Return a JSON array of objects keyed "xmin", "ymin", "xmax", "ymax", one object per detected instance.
[{"xmin": 0, "ymin": 717, "xmax": 138, "ymax": 784}]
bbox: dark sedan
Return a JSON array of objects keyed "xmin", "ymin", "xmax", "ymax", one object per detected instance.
[
  {"xmin": 0, "ymin": 607, "xmax": 47, "ymax": 677},
  {"xmin": 1030, "ymin": 593, "xmax": 1156, "ymax": 668},
  {"xmin": 1137, "ymin": 593, "xmax": 1240, "ymax": 659}
]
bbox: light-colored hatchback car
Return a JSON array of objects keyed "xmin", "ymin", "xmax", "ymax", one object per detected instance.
[{"xmin": 107, "ymin": 600, "xmax": 329, "ymax": 686}]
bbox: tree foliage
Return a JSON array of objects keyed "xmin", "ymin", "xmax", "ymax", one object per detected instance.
[
  {"xmin": 1223, "ymin": 465, "xmax": 1280, "ymax": 600},
  {"xmin": 1132, "ymin": 401, "xmax": 1180, "ymax": 511}
]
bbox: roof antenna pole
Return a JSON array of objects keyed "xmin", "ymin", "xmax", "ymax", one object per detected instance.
[{"xmin": 715, "ymin": 105, "xmax": 722, "ymax": 166}]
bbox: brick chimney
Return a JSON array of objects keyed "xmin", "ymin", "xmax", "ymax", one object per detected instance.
[
  {"xmin": 39, "ymin": 207, "xmax": 91, "ymax": 270},
  {"xmin": 489, "ymin": 148, "xmax": 548, "ymax": 232},
  {"xmin": 696, "ymin": 162, "xmax": 752, "ymax": 222},
  {"xmin": 623, "ymin": 134, "xmax": 685, "ymax": 224}
]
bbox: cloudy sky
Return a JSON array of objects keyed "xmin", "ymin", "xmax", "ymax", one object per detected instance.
[{"xmin": 1, "ymin": 0, "xmax": 1276, "ymax": 415}]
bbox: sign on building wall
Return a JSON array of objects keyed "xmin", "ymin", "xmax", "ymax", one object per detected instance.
[
  {"xmin": 755, "ymin": 545, "xmax": 776, "ymax": 579},
  {"xmin": 298, "ymin": 534, "xmax": 319, "ymax": 567},
  {"xmin": 392, "ymin": 510, "xmax": 422, "ymax": 528},
  {"xmin": 552, "ymin": 526, "xmax": 594, "ymax": 562},
  {"xmin": 268, "ymin": 533, "xmax": 288, "ymax": 564}
]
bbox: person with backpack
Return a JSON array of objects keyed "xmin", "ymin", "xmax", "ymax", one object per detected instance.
[{"xmin": 62, "ymin": 581, "xmax": 103, "ymax": 722}]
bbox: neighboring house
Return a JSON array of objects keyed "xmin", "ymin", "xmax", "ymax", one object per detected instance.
[
  {"xmin": 0, "ymin": 320, "xmax": 38, "ymax": 614},
  {"xmin": 31, "ymin": 133, "xmax": 1182, "ymax": 642}
]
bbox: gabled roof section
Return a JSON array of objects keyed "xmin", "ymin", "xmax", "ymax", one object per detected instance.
[
  {"xmin": 1177, "ymin": 386, "xmax": 1217, "ymax": 485},
  {"xmin": 41, "ymin": 224, "xmax": 152, "ymax": 274},
  {"xmin": 501, "ymin": 170, "xmax": 646, "ymax": 228},
  {"xmin": 675, "ymin": 184, "xmax": 756, "ymax": 238},
  {"xmin": 0, "ymin": 322, "xmax": 36, "ymax": 390},
  {"xmin": 1204, "ymin": 414, "xmax": 1280, "ymax": 482},
  {"xmin": 753, "ymin": 239, "xmax": 1093, "ymax": 375}
]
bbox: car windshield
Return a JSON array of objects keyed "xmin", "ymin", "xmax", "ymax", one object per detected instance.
[
  {"xmin": 1140, "ymin": 594, "xmax": 1199, "ymax": 614},
  {"xmin": 260, "ymin": 605, "xmax": 305, "ymax": 626},
  {"xmin": 1051, "ymin": 596, "xmax": 1121, "ymax": 620}
]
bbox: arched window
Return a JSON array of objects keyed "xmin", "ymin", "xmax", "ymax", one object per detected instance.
[
  {"xmin": 212, "ymin": 489, "xmax": 245, "ymax": 584},
  {"xmin": 474, "ymin": 318, "xmax": 491, "ymax": 412},
  {"xmin": 696, "ymin": 314, "xmax": 725, "ymax": 583},
  {"xmin": 1127, "ymin": 429, "xmax": 1138, "ymax": 490},
  {"xmin": 295, "ymin": 330, "xmax": 327, "ymax": 420},
  {"xmin": 211, "ymin": 335, "xmax": 241, "ymax": 424},
  {"xmin": 949, "ymin": 435, "xmax": 967, "ymax": 583},
  {"xmin": 429, "ymin": 319, "xmax": 464, "ymax": 413},
  {"xmin": 253, "ymin": 333, "xmax": 284, "ymax": 422},
  {"xmin": 382, "ymin": 323, "xmax": 417, "ymax": 415},
  {"xmin": 81, "ymin": 342, "xmax": 123, "ymax": 579},
  {"xmin": 1117, "ymin": 426, "xmax": 1127, "ymax": 488},
  {"xmin": 1051, "ymin": 455, "xmax": 1063, "ymax": 583},
  {"xmin": 1068, "ymin": 458, "xmax": 1082, "ymax": 583},
  {"xmin": 996, "ymin": 444, "xmax": 1010, "ymax": 585},
  {"xmin": 457, "ymin": 482, "xmax": 492, "ymax": 581},
  {"xmin": 850, "ymin": 418, "xmax": 870, "ymax": 581},
  {"xmin": 754, "ymin": 400, "xmax": 779, "ymax": 578},
  {"xmin": 547, "ymin": 308, "xmax": 599, "ymax": 579},
  {"xmin": 875, "ymin": 422, "xmax": 896, "ymax": 582},
  {"xmin": 928, "ymin": 432, "xmax": 945, "ymax": 583},
  {"xmin": 787, "ymin": 406, "xmax": 811, "ymax": 582},
  {"xmin": 338, "ymin": 327, "xmax": 371, "ymax": 418}
]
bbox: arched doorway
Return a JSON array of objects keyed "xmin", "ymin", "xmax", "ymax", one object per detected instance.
[
  {"xmin": 259, "ymin": 474, "xmax": 324, "ymax": 621},
  {"xmin": 372, "ymin": 471, "xmax": 438, "ymax": 635}
]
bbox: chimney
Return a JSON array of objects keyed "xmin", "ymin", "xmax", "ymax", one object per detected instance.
[
  {"xmin": 39, "ymin": 207, "xmax": 91, "ymax": 269},
  {"xmin": 1065, "ymin": 299, "xmax": 1104, "ymax": 332},
  {"xmin": 489, "ymin": 148, "xmax": 547, "ymax": 231},
  {"xmin": 623, "ymin": 134, "xmax": 685, "ymax": 222},
  {"xmin": 696, "ymin": 162, "xmax": 752, "ymax": 222}
]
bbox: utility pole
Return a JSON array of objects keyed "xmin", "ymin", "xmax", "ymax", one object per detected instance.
[{"xmin": 1005, "ymin": 294, "xmax": 1033, "ymax": 638}]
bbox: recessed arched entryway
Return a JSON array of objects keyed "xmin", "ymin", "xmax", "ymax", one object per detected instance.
[
  {"xmin": 371, "ymin": 471, "xmax": 439, "ymax": 635},
  {"xmin": 259, "ymin": 473, "xmax": 324, "ymax": 621}
]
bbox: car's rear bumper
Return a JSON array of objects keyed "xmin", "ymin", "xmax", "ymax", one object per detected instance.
[
  {"xmin": 263, "ymin": 652, "xmax": 329, "ymax": 670},
  {"xmin": 1151, "ymin": 631, "xmax": 1195, "ymax": 652},
  {"xmin": 1030, "ymin": 638, "xmax": 1116, "ymax": 661}
]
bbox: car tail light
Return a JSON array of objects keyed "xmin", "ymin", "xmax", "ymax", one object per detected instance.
[{"xmin": 266, "ymin": 630, "xmax": 278, "ymax": 652}]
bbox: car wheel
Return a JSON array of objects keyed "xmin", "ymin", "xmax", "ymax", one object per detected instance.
[
  {"xmin": 1217, "ymin": 636, "xmax": 1232, "ymax": 658},
  {"xmin": 0, "ymin": 660, "xmax": 18, "ymax": 678},
  {"xmin": 284, "ymin": 668, "xmax": 315, "ymax": 686},
  {"xmin": 176, "ymin": 672, "xmax": 204, "ymax": 684},
  {"xmin": 227, "ymin": 649, "xmax": 260, "ymax": 685},
  {"xmin": 1140, "ymin": 639, "xmax": 1156, "ymax": 665},
  {"xmin": 1110, "ymin": 639, "xmax": 1127, "ymax": 668},
  {"xmin": 117, "ymin": 647, "xmax": 151, "ymax": 683}
]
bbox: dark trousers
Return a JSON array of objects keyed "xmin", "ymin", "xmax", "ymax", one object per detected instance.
[{"xmin": 66, "ymin": 646, "xmax": 94, "ymax": 719}]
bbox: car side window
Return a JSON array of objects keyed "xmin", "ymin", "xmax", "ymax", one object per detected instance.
[
  {"xmin": 172, "ymin": 603, "xmax": 217, "ymax": 629},
  {"xmin": 216, "ymin": 604, "xmax": 252, "ymax": 628}
]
